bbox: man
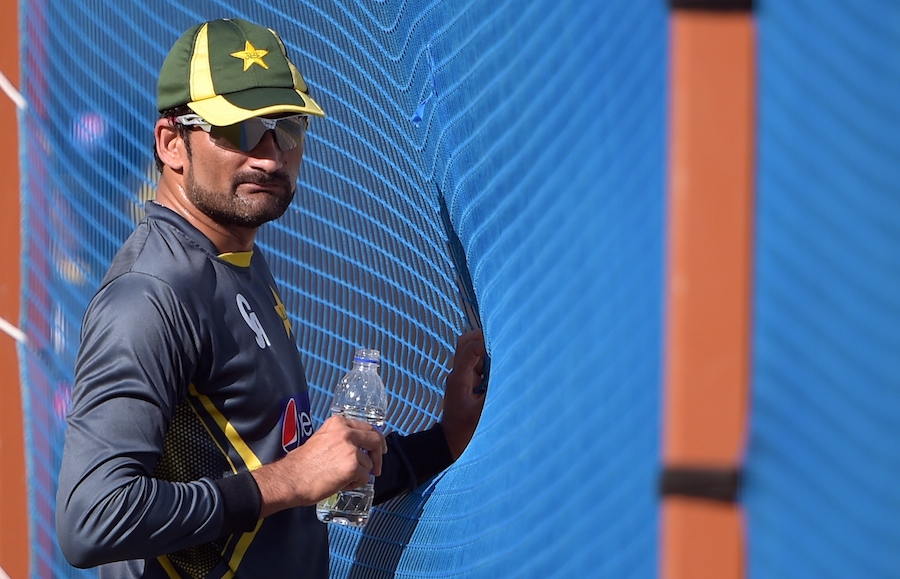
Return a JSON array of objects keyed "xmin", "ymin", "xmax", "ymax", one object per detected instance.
[{"xmin": 56, "ymin": 18, "xmax": 486, "ymax": 578}]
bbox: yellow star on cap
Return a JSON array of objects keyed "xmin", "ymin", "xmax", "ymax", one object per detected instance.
[{"xmin": 231, "ymin": 41, "xmax": 269, "ymax": 71}]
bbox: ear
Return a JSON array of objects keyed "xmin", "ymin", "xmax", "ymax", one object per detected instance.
[{"xmin": 155, "ymin": 118, "xmax": 188, "ymax": 172}]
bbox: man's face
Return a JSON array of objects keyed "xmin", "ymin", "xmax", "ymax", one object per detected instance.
[{"xmin": 182, "ymin": 122, "xmax": 305, "ymax": 229}]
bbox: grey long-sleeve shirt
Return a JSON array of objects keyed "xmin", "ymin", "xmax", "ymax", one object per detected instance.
[{"xmin": 56, "ymin": 202, "xmax": 452, "ymax": 578}]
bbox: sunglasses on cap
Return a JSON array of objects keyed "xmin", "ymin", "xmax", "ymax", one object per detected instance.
[{"xmin": 174, "ymin": 113, "xmax": 309, "ymax": 153}]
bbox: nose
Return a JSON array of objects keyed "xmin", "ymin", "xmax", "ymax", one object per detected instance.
[{"xmin": 247, "ymin": 130, "xmax": 285, "ymax": 172}]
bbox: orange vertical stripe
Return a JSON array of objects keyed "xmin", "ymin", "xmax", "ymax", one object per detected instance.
[
  {"xmin": 662, "ymin": 11, "xmax": 755, "ymax": 579},
  {"xmin": 0, "ymin": 0, "xmax": 28, "ymax": 576}
]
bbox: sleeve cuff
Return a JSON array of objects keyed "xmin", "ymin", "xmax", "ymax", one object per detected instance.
[
  {"xmin": 397, "ymin": 424, "xmax": 454, "ymax": 485},
  {"xmin": 214, "ymin": 471, "xmax": 262, "ymax": 538},
  {"xmin": 375, "ymin": 424, "xmax": 454, "ymax": 504}
]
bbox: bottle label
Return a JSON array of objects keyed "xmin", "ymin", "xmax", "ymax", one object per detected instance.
[{"xmin": 280, "ymin": 392, "xmax": 314, "ymax": 454}]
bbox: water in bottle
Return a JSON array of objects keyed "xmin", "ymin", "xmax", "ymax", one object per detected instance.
[{"xmin": 315, "ymin": 348, "xmax": 388, "ymax": 527}]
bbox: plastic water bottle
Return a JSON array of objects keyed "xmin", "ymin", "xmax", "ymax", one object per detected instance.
[{"xmin": 315, "ymin": 348, "xmax": 388, "ymax": 527}]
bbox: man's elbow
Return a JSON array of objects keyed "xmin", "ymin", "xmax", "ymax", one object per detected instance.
[
  {"xmin": 58, "ymin": 536, "xmax": 103, "ymax": 569},
  {"xmin": 56, "ymin": 498, "xmax": 113, "ymax": 568}
]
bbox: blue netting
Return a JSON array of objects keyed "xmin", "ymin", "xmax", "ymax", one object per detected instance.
[
  {"xmin": 19, "ymin": 0, "xmax": 665, "ymax": 577},
  {"xmin": 746, "ymin": 1, "xmax": 900, "ymax": 577}
]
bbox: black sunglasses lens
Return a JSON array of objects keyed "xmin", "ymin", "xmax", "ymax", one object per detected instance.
[
  {"xmin": 272, "ymin": 118, "xmax": 308, "ymax": 150},
  {"xmin": 209, "ymin": 117, "xmax": 308, "ymax": 152}
]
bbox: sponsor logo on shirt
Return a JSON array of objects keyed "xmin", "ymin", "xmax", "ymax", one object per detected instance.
[
  {"xmin": 281, "ymin": 393, "xmax": 314, "ymax": 453},
  {"xmin": 236, "ymin": 293, "xmax": 271, "ymax": 349}
]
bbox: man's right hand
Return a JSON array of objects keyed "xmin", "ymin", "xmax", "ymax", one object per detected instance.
[{"xmin": 252, "ymin": 415, "xmax": 387, "ymax": 518}]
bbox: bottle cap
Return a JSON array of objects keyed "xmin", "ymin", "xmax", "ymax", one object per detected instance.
[{"xmin": 353, "ymin": 348, "xmax": 380, "ymax": 365}]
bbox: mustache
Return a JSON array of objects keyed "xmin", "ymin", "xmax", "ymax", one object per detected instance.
[{"xmin": 232, "ymin": 171, "xmax": 293, "ymax": 189}]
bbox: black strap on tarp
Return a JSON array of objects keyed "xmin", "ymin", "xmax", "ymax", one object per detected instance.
[
  {"xmin": 670, "ymin": 0, "xmax": 753, "ymax": 11},
  {"xmin": 660, "ymin": 466, "xmax": 742, "ymax": 502}
]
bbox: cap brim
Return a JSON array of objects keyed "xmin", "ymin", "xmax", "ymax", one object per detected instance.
[{"xmin": 189, "ymin": 86, "xmax": 326, "ymax": 126}]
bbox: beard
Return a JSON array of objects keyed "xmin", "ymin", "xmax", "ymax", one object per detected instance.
[{"xmin": 184, "ymin": 168, "xmax": 296, "ymax": 229}]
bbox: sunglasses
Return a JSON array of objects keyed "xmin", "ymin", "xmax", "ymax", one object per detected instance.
[{"xmin": 174, "ymin": 113, "xmax": 309, "ymax": 152}]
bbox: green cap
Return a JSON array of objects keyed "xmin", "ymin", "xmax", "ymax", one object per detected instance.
[{"xmin": 157, "ymin": 18, "xmax": 325, "ymax": 125}]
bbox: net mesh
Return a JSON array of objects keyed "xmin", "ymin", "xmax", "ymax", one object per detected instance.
[{"xmin": 18, "ymin": 0, "xmax": 665, "ymax": 577}]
